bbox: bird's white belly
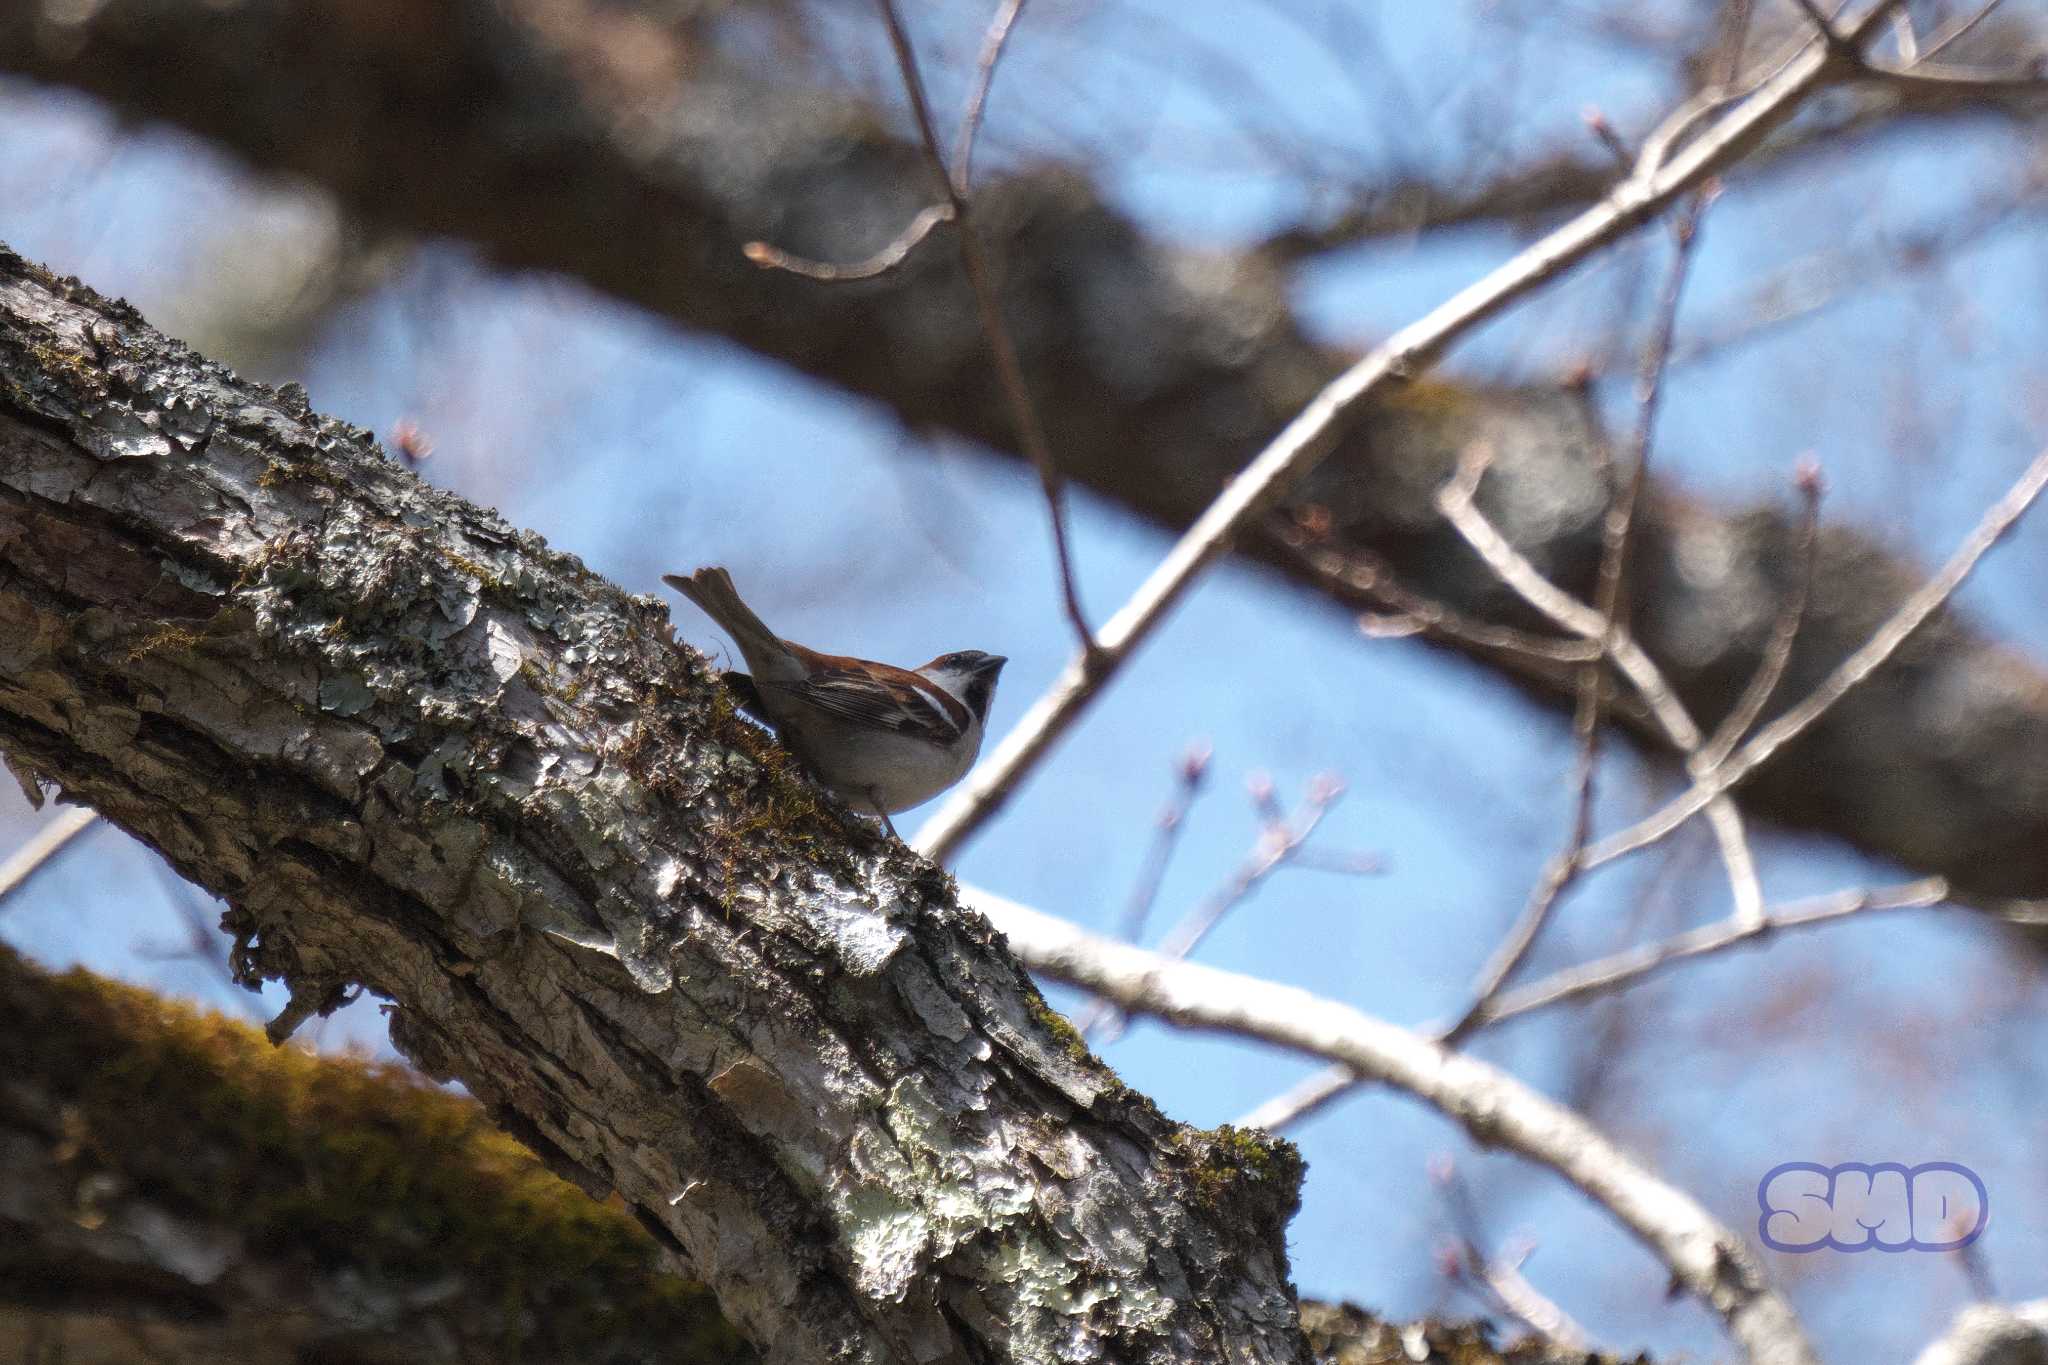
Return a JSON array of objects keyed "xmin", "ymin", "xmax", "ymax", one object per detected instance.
[{"xmin": 776, "ymin": 712, "xmax": 982, "ymax": 814}]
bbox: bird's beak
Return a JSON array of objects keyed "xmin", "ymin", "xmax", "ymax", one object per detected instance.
[{"xmin": 981, "ymin": 656, "xmax": 1009, "ymax": 675}]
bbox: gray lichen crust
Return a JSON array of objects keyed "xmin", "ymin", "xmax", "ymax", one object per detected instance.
[{"xmin": 0, "ymin": 248, "xmax": 1310, "ymax": 1365}]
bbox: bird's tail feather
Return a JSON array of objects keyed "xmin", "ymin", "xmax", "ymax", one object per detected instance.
[{"xmin": 662, "ymin": 567, "xmax": 788, "ymax": 673}]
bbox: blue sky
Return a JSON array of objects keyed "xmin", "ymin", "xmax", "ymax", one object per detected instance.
[{"xmin": 6, "ymin": 2, "xmax": 2048, "ymax": 1356}]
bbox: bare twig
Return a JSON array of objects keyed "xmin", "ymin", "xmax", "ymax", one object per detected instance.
[
  {"xmin": 1699, "ymin": 461, "xmax": 1824, "ymax": 768},
  {"xmin": 1890, "ymin": 6, "xmax": 1920, "ymax": 65},
  {"xmin": 1869, "ymin": 61, "xmax": 2048, "ymax": 97},
  {"xmin": 1476, "ymin": 1244, "xmax": 1589, "ymax": 1351},
  {"xmin": 1586, "ymin": 178, "xmax": 2048, "ymax": 380},
  {"xmin": 1918, "ymin": 0, "xmax": 2008, "ymax": 63},
  {"xmin": 742, "ymin": 0, "xmax": 1090, "ymax": 645},
  {"xmin": 742, "ymin": 204, "xmax": 954, "ymax": 282},
  {"xmin": 1271, "ymin": 513, "xmax": 1597, "ymax": 666},
  {"xmin": 1470, "ymin": 876, "xmax": 1948, "ymax": 1028},
  {"xmin": 1583, "ymin": 442, "xmax": 2048, "ymax": 872},
  {"xmin": 1714, "ymin": 0, "xmax": 1760, "ymax": 87},
  {"xmin": 915, "ymin": 3, "xmax": 1902, "ymax": 862},
  {"xmin": 1078, "ymin": 773, "xmax": 1368, "ymax": 1041},
  {"xmin": 1147, "ymin": 774, "xmax": 1350, "ymax": 964},
  {"xmin": 1116, "ymin": 743, "xmax": 1212, "ymax": 945},
  {"xmin": 1432, "ymin": 1160, "xmax": 1591, "ymax": 1350},
  {"xmin": 0, "ymin": 806, "xmax": 98, "ymax": 910},
  {"xmin": 1436, "ymin": 457, "xmax": 1768, "ymax": 927},
  {"xmin": 1787, "ymin": 0, "xmax": 1850, "ymax": 51},
  {"xmin": 1233, "ymin": 874, "xmax": 1945, "ymax": 1134},
  {"xmin": 1238, "ymin": 1064, "xmax": 1359, "ymax": 1134},
  {"xmin": 952, "ymin": 0, "xmax": 1030, "ymax": 192},
  {"xmin": 1072, "ymin": 743, "xmax": 1210, "ymax": 1040},
  {"xmin": 974, "ymin": 890, "xmax": 1820, "ymax": 1365},
  {"xmin": 874, "ymin": 0, "xmax": 1094, "ymax": 651},
  {"xmin": 141, "ymin": 862, "xmax": 268, "ymax": 1021},
  {"xmin": 1445, "ymin": 194, "xmax": 1716, "ymax": 1046},
  {"xmin": 1953, "ymin": 1218, "xmax": 2000, "ymax": 1303}
]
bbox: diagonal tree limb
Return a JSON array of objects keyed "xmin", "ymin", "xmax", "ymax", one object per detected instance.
[{"xmin": 0, "ymin": 248, "xmax": 1312, "ymax": 1365}]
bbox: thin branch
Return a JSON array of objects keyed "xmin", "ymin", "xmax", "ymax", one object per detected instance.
[
  {"xmin": 1918, "ymin": 0, "xmax": 2008, "ymax": 63},
  {"xmin": 1116, "ymin": 743, "xmax": 1212, "ymax": 945},
  {"xmin": 1586, "ymin": 177, "xmax": 2048, "ymax": 380},
  {"xmin": 1432, "ymin": 1160, "xmax": 1591, "ymax": 1351},
  {"xmin": 1890, "ymin": 6, "xmax": 1920, "ymax": 65},
  {"xmin": 1870, "ymin": 61, "xmax": 2048, "ymax": 97},
  {"xmin": 1470, "ymin": 876, "xmax": 1948, "ymax": 1028},
  {"xmin": 1233, "ymin": 875, "xmax": 1946, "ymax": 1134},
  {"xmin": 1077, "ymin": 774, "xmax": 1360, "ymax": 1041},
  {"xmin": 915, "ymin": 1, "xmax": 1902, "ymax": 862},
  {"xmin": 1147, "ymin": 776, "xmax": 1347, "ymax": 964},
  {"xmin": 1436, "ymin": 456, "xmax": 1768, "ymax": 926},
  {"xmin": 0, "ymin": 806, "xmax": 98, "ymax": 909},
  {"xmin": 952, "ymin": 0, "xmax": 1030, "ymax": 192},
  {"xmin": 1699, "ymin": 461, "xmax": 1823, "ymax": 768},
  {"xmin": 1238, "ymin": 1065, "xmax": 1358, "ymax": 1134},
  {"xmin": 1446, "ymin": 192, "xmax": 1716, "ymax": 1047},
  {"xmin": 1713, "ymin": 0, "xmax": 1760, "ymax": 87},
  {"xmin": 972, "ymin": 890, "xmax": 1820, "ymax": 1365},
  {"xmin": 1584, "ymin": 442, "xmax": 2048, "ymax": 872},
  {"xmin": 742, "ymin": 204, "xmax": 954, "ymax": 282},
  {"xmin": 1073, "ymin": 743, "xmax": 1210, "ymax": 1041},
  {"xmin": 142, "ymin": 861, "xmax": 269, "ymax": 1021},
  {"xmin": 1477, "ymin": 1246, "xmax": 1590, "ymax": 1352},
  {"xmin": 874, "ymin": 0, "xmax": 1095, "ymax": 652},
  {"xmin": 1787, "ymin": 0, "xmax": 1850, "ymax": 52},
  {"xmin": 1270, "ymin": 513, "xmax": 1598, "ymax": 666}
]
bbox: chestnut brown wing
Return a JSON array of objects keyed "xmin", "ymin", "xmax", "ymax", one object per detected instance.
[{"xmin": 761, "ymin": 665, "xmax": 966, "ymax": 745}]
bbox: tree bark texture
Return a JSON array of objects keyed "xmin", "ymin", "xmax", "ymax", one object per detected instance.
[
  {"xmin": 0, "ymin": 945, "xmax": 751, "ymax": 1365},
  {"xmin": 6, "ymin": 0, "xmax": 2045, "ymax": 904},
  {"xmin": 0, "ymin": 947, "xmax": 1622, "ymax": 1365},
  {"xmin": 0, "ymin": 249, "xmax": 1310, "ymax": 1365}
]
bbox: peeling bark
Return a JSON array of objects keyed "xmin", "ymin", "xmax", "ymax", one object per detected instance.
[
  {"xmin": 0, "ymin": 249, "xmax": 1310, "ymax": 1365},
  {"xmin": 5, "ymin": 0, "xmax": 2047, "ymax": 903}
]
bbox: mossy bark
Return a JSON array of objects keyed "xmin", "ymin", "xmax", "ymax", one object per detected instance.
[{"xmin": 0, "ymin": 945, "xmax": 748, "ymax": 1365}]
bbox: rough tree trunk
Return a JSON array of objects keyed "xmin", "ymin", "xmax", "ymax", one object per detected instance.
[
  {"xmin": 6, "ymin": 0, "xmax": 2047, "ymax": 905},
  {"xmin": 0, "ymin": 248, "xmax": 1310, "ymax": 1365}
]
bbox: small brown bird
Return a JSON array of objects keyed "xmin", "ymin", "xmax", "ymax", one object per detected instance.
[{"xmin": 663, "ymin": 567, "xmax": 1006, "ymax": 836}]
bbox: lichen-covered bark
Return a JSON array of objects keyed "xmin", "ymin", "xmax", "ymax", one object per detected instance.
[
  {"xmin": 6, "ymin": 0, "xmax": 2047, "ymax": 904},
  {"xmin": 0, "ymin": 248, "xmax": 1310, "ymax": 1365},
  {"xmin": 0, "ymin": 951, "xmax": 1608, "ymax": 1365}
]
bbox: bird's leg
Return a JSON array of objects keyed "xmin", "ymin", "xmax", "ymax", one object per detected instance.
[{"xmin": 866, "ymin": 788, "xmax": 900, "ymax": 840}]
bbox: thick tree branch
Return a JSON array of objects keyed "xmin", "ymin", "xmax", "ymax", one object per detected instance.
[
  {"xmin": 7, "ymin": 0, "xmax": 2048, "ymax": 903},
  {"xmin": 0, "ymin": 945, "xmax": 750, "ymax": 1365},
  {"xmin": 0, "ymin": 249, "xmax": 1310, "ymax": 1365}
]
